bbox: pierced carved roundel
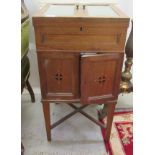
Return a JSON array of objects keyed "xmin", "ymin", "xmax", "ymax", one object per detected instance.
[
  {"xmin": 95, "ymin": 75, "xmax": 106, "ymax": 84},
  {"xmin": 54, "ymin": 73, "xmax": 63, "ymax": 81}
]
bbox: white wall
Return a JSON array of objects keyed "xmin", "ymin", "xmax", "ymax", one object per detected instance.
[{"xmin": 24, "ymin": 0, "xmax": 133, "ymax": 108}]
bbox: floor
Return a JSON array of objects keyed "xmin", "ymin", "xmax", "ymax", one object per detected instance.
[{"xmin": 21, "ymin": 94, "xmax": 107, "ymax": 155}]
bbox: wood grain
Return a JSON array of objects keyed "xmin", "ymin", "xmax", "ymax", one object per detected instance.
[
  {"xmin": 33, "ymin": 4, "xmax": 129, "ymax": 141},
  {"xmin": 81, "ymin": 53, "xmax": 124, "ymax": 104},
  {"xmin": 37, "ymin": 52, "xmax": 80, "ymax": 100}
]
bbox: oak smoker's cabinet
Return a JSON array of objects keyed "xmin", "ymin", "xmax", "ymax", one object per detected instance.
[{"xmin": 33, "ymin": 4, "xmax": 129, "ymax": 141}]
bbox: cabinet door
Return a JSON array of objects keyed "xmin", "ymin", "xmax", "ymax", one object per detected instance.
[
  {"xmin": 38, "ymin": 53, "xmax": 80, "ymax": 100},
  {"xmin": 81, "ymin": 53, "xmax": 124, "ymax": 104}
]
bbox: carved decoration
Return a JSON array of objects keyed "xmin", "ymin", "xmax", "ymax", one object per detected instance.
[
  {"xmin": 54, "ymin": 73, "xmax": 63, "ymax": 81},
  {"xmin": 95, "ymin": 76, "xmax": 106, "ymax": 84}
]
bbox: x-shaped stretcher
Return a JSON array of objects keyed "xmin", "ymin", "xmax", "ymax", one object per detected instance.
[{"xmin": 50, "ymin": 103, "xmax": 106, "ymax": 130}]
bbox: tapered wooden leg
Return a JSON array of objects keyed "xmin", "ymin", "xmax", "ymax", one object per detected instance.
[
  {"xmin": 42, "ymin": 101, "xmax": 51, "ymax": 141},
  {"xmin": 105, "ymin": 102, "xmax": 116, "ymax": 142},
  {"xmin": 26, "ymin": 79, "xmax": 35, "ymax": 103}
]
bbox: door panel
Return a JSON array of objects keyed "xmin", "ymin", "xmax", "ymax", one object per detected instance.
[
  {"xmin": 38, "ymin": 52, "xmax": 80, "ymax": 100},
  {"xmin": 81, "ymin": 53, "xmax": 124, "ymax": 104}
]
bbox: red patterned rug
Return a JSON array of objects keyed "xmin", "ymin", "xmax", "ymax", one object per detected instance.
[{"xmin": 100, "ymin": 111, "xmax": 133, "ymax": 155}]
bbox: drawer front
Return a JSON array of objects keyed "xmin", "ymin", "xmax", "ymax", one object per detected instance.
[
  {"xmin": 37, "ymin": 34, "xmax": 125, "ymax": 51},
  {"xmin": 37, "ymin": 52, "xmax": 80, "ymax": 100},
  {"xmin": 81, "ymin": 53, "xmax": 124, "ymax": 104},
  {"xmin": 34, "ymin": 24, "xmax": 127, "ymax": 51}
]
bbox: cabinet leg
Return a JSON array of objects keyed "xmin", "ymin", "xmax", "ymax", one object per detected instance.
[
  {"xmin": 105, "ymin": 102, "xmax": 116, "ymax": 142},
  {"xmin": 42, "ymin": 101, "xmax": 51, "ymax": 141}
]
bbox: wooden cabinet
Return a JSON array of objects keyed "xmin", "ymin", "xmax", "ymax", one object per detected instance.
[
  {"xmin": 33, "ymin": 4, "xmax": 129, "ymax": 104},
  {"xmin": 33, "ymin": 3, "xmax": 129, "ymax": 141}
]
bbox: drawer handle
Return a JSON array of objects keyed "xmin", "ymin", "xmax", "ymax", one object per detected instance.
[
  {"xmin": 95, "ymin": 76, "xmax": 106, "ymax": 84},
  {"xmin": 80, "ymin": 26, "xmax": 83, "ymax": 31}
]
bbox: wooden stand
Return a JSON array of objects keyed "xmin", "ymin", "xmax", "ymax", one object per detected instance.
[{"xmin": 42, "ymin": 101, "xmax": 116, "ymax": 141}]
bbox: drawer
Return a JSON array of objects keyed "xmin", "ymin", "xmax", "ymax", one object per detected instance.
[
  {"xmin": 33, "ymin": 19, "xmax": 128, "ymax": 51},
  {"xmin": 35, "ymin": 29, "xmax": 126, "ymax": 51},
  {"xmin": 81, "ymin": 53, "xmax": 124, "ymax": 104},
  {"xmin": 37, "ymin": 52, "xmax": 80, "ymax": 100}
]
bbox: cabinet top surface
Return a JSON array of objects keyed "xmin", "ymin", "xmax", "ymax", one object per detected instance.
[{"xmin": 33, "ymin": 3, "xmax": 129, "ymax": 19}]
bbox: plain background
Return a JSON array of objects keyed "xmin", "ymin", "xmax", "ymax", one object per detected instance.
[{"xmin": 0, "ymin": 0, "xmax": 155, "ymax": 155}]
